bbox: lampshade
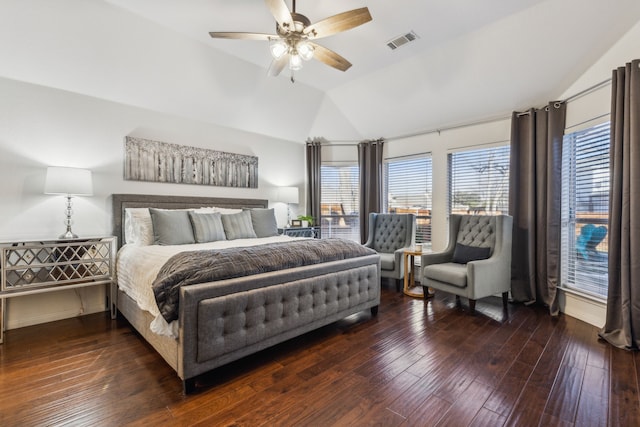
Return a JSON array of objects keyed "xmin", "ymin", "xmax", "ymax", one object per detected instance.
[
  {"xmin": 276, "ymin": 186, "xmax": 299, "ymax": 204},
  {"xmin": 45, "ymin": 167, "xmax": 93, "ymax": 196},
  {"xmin": 289, "ymin": 53, "xmax": 303, "ymax": 71},
  {"xmin": 270, "ymin": 39, "xmax": 288, "ymax": 59},
  {"xmin": 297, "ymin": 41, "xmax": 314, "ymax": 61},
  {"xmin": 269, "ymin": 38, "xmax": 314, "ymax": 71}
]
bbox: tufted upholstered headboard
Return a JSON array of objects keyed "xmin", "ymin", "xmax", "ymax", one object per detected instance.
[{"xmin": 110, "ymin": 194, "xmax": 268, "ymax": 249}]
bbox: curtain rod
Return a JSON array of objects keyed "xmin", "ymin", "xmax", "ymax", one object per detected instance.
[
  {"xmin": 318, "ymin": 76, "xmax": 613, "ymax": 145},
  {"xmin": 564, "ymin": 77, "xmax": 611, "ymax": 103}
]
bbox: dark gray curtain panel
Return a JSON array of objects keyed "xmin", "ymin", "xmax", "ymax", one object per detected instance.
[
  {"xmin": 358, "ymin": 139, "xmax": 385, "ymax": 243},
  {"xmin": 509, "ymin": 101, "xmax": 566, "ymax": 315},
  {"xmin": 599, "ymin": 59, "xmax": 640, "ymax": 350},
  {"xmin": 305, "ymin": 138, "xmax": 322, "ymax": 232}
]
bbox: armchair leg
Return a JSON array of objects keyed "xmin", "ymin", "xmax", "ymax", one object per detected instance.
[
  {"xmin": 422, "ymin": 286, "xmax": 434, "ymax": 300},
  {"xmin": 502, "ymin": 292, "xmax": 509, "ymax": 310},
  {"xmin": 469, "ymin": 299, "xmax": 476, "ymax": 314},
  {"xmin": 395, "ymin": 279, "xmax": 401, "ymax": 292}
]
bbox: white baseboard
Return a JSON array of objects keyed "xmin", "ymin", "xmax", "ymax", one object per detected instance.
[{"xmin": 558, "ymin": 288, "xmax": 606, "ymax": 328}]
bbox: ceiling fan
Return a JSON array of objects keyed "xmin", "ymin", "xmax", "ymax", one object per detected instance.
[{"xmin": 209, "ymin": 0, "xmax": 372, "ymax": 78}]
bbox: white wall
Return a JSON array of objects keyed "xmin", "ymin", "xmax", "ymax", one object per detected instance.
[
  {"xmin": 0, "ymin": 76, "xmax": 305, "ymax": 330},
  {"xmin": 0, "ymin": 0, "xmax": 329, "ymax": 143}
]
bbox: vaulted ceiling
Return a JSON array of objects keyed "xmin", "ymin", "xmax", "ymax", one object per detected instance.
[{"xmin": 2, "ymin": 0, "xmax": 640, "ymax": 143}]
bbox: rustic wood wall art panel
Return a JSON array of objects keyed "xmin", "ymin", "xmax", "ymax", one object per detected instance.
[{"xmin": 124, "ymin": 137, "xmax": 258, "ymax": 188}]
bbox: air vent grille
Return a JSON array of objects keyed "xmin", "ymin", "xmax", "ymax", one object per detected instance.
[{"xmin": 386, "ymin": 31, "xmax": 419, "ymax": 50}]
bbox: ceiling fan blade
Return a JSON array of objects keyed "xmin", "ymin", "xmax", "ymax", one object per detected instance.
[
  {"xmin": 209, "ymin": 32, "xmax": 275, "ymax": 41},
  {"xmin": 310, "ymin": 43, "xmax": 352, "ymax": 72},
  {"xmin": 304, "ymin": 7, "xmax": 372, "ymax": 39},
  {"xmin": 267, "ymin": 54, "xmax": 289, "ymax": 77},
  {"xmin": 265, "ymin": 0, "xmax": 294, "ymax": 32}
]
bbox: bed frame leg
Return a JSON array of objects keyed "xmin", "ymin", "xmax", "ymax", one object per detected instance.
[
  {"xmin": 370, "ymin": 305, "xmax": 379, "ymax": 316},
  {"xmin": 183, "ymin": 378, "xmax": 196, "ymax": 395}
]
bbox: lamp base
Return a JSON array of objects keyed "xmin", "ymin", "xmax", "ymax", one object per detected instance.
[
  {"xmin": 59, "ymin": 196, "xmax": 78, "ymax": 240},
  {"xmin": 59, "ymin": 230, "xmax": 78, "ymax": 240}
]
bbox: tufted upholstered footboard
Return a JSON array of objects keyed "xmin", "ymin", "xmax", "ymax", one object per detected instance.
[{"xmin": 117, "ymin": 253, "xmax": 381, "ymax": 393}]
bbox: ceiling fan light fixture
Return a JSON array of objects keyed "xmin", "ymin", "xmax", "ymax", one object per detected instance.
[
  {"xmin": 297, "ymin": 40, "xmax": 314, "ymax": 61},
  {"xmin": 210, "ymin": 3, "xmax": 372, "ymax": 77},
  {"xmin": 289, "ymin": 52, "xmax": 303, "ymax": 70},
  {"xmin": 270, "ymin": 39, "xmax": 288, "ymax": 59}
]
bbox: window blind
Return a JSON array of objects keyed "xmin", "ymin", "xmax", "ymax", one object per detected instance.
[
  {"xmin": 561, "ymin": 122, "xmax": 610, "ymax": 298},
  {"xmin": 384, "ymin": 155, "xmax": 433, "ymax": 244},
  {"xmin": 448, "ymin": 145, "xmax": 510, "ymax": 215},
  {"xmin": 320, "ymin": 164, "xmax": 360, "ymax": 242}
]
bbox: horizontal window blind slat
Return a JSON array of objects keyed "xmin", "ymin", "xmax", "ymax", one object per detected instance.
[
  {"xmin": 448, "ymin": 145, "xmax": 510, "ymax": 216},
  {"xmin": 561, "ymin": 122, "xmax": 610, "ymax": 298},
  {"xmin": 385, "ymin": 155, "xmax": 433, "ymax": 243},
  {"xmin": 320, "ymin": 165, "xmax": 360, "ymax": 242}
]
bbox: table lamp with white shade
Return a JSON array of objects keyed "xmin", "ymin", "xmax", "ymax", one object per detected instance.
[
  {"xmin": 275, "ymin": 186, "xmax": 299, "ymax": 227},
  {"xmin": 44, "ymin": 166, "xmax": 93, "ymax": 239}
]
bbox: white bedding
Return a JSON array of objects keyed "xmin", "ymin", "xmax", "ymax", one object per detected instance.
[{"xmin": 116, "ymin": 235, "xmax": 307, "ymax": 338}]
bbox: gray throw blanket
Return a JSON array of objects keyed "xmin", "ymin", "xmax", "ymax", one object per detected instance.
[{"xmin": 153, "ymin": 238, "xmax": 376, "ymax": 323}]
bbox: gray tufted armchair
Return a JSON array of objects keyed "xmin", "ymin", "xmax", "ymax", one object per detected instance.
[
  {"xmin": 420, "ymin": 214, "xmax": 512, "ymax": 313},
  {"xmin": 363, "ymin": 213, "xmax": 416, "ymax": 291}
]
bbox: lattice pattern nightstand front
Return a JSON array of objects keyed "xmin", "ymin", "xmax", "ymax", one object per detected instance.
[{"xmin": 0, "ymin": 237, "xmax": 116, "ymax": 343}]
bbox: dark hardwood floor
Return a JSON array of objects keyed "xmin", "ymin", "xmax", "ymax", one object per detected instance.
[{"xmin": 1, "ymin": 285, "xmax": 638, "ymax": 426}]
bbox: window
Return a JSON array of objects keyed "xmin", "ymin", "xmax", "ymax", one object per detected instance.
[
  {"xmin": 561, "ymin": 122, "xmax": 610, "ymax": 298},
  {"xmin": 385, "ymin": 155, "xmax": 433, "ymax": 245},
  {"xmin": 320, "ymin": 164, "xmax": 360, "ymax": 241},
  {"xmin": 448, "ymin": 145, "xmax": 510, "ymax": 215}
]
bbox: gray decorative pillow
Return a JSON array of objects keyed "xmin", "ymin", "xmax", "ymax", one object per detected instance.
[
  {"xmin": 149, "ymin": 208, "xmax": 195, "ymax": 245},
  {"xmin": 221, "ymin": 210, "xmax": 257, "ymax": 240},
  {"xmin": 452, "ymin": 243, "xmax": 491, "ymax": 264},
  {"xmin": 249, "ymin": 208, "xmax": 279, "ymax": 238},
  {"xmin": 188, "ymin": 211, "xmax": 227, "ymax": 243}
]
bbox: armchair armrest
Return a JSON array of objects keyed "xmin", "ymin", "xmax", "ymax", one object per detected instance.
[
  {"xmin": 466, "ymin": 255, "xmax": 511, "ymax": 299},
  {"xmin": 393, "ymin": 247, "xmax": 409, "ymax": 271},
  {"xmin": 421, "ymin": 250, "xmax": 454, "ymax": 267}
]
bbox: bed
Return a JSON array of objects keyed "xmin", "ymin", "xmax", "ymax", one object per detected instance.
[{"xmin": 111, "ymin": 194, "xmax": 381, "ymax": 393}]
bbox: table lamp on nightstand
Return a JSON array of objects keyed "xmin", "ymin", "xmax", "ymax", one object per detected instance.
[
  {"xmin": 275, "ymin": 186, "xmax": 299, "ymax": 227},
  {"xmin": 45, "ymin": 166, "xmax": 93, "ymax": 239}
]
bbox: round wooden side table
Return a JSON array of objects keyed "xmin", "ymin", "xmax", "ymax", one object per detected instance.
[{"xmin": 403, "ymin": 248, "xmax": 426, "ymax": 298}]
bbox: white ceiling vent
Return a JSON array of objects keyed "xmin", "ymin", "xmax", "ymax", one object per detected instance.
[{"xmin": 386, "ymin": 31, "xmax": 419, "ymax": 50}]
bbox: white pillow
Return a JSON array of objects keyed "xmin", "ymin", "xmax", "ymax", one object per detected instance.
[
  {"xmin": 195, "ymin": 206, "xmax": 243, "ymax": 214},
  {"xmin": 124, "ymin": 208, "xmax": 154, "ymax": 246}
]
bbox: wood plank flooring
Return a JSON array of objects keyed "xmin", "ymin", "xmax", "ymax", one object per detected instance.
[{"xmin": 1, "ymin": 285, "xmax": 639, "ymax": 426}]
